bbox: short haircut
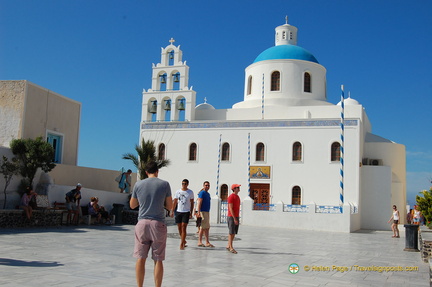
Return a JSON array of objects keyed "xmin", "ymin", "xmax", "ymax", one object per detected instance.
[
  {"xmin": 145, "ymin": 161, "xmax": 159, "ymax": 174},
  {"xmin": 182, "ymin": 179, "xmax": 189, "ymax": 184},
  {"xmin": 203, "ymin": 181, "xmax": 210, "ymax": 186}
]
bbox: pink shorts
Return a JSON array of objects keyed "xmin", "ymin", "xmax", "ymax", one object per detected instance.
[{"xmin": 134, "ymin": 219, "xmax": 167, "ymax": 261}]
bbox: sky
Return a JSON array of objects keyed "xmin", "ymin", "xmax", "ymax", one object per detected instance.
[{"xmin": 1, "ymin": 0, "xmax": 431, "ymax": 205}]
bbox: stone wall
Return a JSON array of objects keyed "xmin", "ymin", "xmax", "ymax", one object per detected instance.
[
  {"xmin": 0, "ymin": 209, "xmax": 65, "ymax": 228},
  {"xmin": 418, "ymin": 226, "xmax": 432, "ymax": 285},
  {"xmin": 122, "ymin": 210, "xmax": 138, "ymax": 225}
]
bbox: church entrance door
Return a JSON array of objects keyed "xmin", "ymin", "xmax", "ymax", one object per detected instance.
[{"xmin": 250, "ymin": 183, "xmax": 270, "ymax": 210}]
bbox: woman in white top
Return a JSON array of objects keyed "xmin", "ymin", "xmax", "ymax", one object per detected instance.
[{"xmin": 387, "ymin": 205, "xmax": 400, "ymax": 238}]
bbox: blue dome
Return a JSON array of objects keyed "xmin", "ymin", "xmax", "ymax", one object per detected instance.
[{"xmin": 254, "ymin": 45, "xmax": 318, "ymax": 63}]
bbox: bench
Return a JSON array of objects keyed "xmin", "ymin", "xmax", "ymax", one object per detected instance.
[
  {"xmin": 81, "ymin": 205, "xmax": 98, "ymax": 225},
  {"xmin": 81, "ymin": 205, "xmax": 115, "ymax": 225}
]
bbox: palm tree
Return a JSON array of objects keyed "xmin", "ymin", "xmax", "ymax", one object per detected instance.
[{"xmin": 122, "ymin": 138, "xmax": 170, "ymax": 179}]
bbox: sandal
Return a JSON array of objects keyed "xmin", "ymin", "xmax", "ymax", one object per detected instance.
[
  {"xmin": 229, "ymin": 248, "xmax": 237, "ymax": 254},
  {"xmin": 205, "ymin": 244, "xmax": 215, "ymax": 248},
  {"xmin": 197, "ymin": 244, "xmax": 205, "ymax": 247}
]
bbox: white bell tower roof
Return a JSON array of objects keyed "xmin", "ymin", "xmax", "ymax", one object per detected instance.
[{"xmin": 275, "ymin": 16, "xmax": 298, "ymax": 46}]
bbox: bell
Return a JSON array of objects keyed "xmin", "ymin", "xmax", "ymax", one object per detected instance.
[
  {"xmin": 178, "ymin": 99, "xmax": 185, "ymax": 110},
  {"xmin": 149, "ymin": 101, "xmax": 157, "ymax": 114},
  {"xmin": 160, "ymin": 75, "xmax": 166, "ymax": 84},
  {"xmin": 164, "ymin": 100, "xmax": 171, "ymax": 110},
  {"xmin": 173, "ymin": 73, "xmax": 180, "ymax": 82},
  {"xmin": 169, "ymin": 51, "xmax": 174, "ymax": 59}
]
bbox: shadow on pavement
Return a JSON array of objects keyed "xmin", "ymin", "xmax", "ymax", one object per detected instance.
[{"xmin": 0, "ymin": 257, "xmax": 63, "ymax": 267}]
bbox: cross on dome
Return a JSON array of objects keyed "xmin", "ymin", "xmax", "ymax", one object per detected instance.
[
  {"xmin": 169, "ymin": 38, "xmax": 175, "ymax": 45},
  {"xmin": 285, "ymin": 15, "xmax": 288, "ymax": 24}
]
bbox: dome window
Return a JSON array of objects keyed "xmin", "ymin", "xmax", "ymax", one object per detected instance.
[
  {"xmin": 271, "ymin": 71, "xmax": 280, "ymax": 91},
  {"xmin": 247, "ymin": 76, "xmax": 252, "ymax": 95},
  {"xmin": 304, "ymin": 72, "xmax": 311, "ymax": 93}
]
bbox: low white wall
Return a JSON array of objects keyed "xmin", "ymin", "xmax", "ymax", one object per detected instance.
[
  {"xmin": 213, "ymin": 196, "xmax": 356, "ymax": 233},
  {"xmin": 48, "ymin": 164, "xmax": 137, "ymax": 193},
  {"xmin": 0, "ymin": 146, "xmax": 137, "ymax": 209}
]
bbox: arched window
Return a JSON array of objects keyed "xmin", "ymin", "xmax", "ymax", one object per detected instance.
[
  {"xmin": 163, "ymin": 99, "xmax": 171, "ymax": 122},
  {"xmin": 271, "ymin": 71, "xmax": 280, "ymax": 91},
  {"xmin": 177, "ymin": 98, "xmax": 186, "ymax": 121},
  {"xmin": 189, "ymin": 143, "xmax": 197, "ymax": 161},
  {"xmin": 159, "ymin": 73, "xmax": 167, "ymax": 91},
  {"xmin": 220, "ymin": 184, "xmax": 228, "ymax": 201},
  {"xmin": 331, "ymin": 142, "xmax": 341, "ymax": 162},
  {"xmin": 148, "ymin": 100, "xmax": 157, "ymax": 122},
  {"xmin": 256, "ymin": 142, "xmax": 265, "ymax": 161},
  {"xmin": 304, "ymin": 72, "xmax": 311, "ymax": 93},
  {"xmin": 292, "ymin": 186, "xmax": 301, "ymax": 205},
  {"xmin": 247, "ymin": 75, "xmax": 252, "ymax": 95},
  {"xmin": 172, "ymin": 72, "xmax": 180, "ymax": 90},
  {"xmin": 158, "ymin": 143, "xmax": 165, "ymax": 160},
  {"xmin": 292, "ymin": 142, "xmax": 302, "ymax": 161},
  {"xmin": 222, "ymin": 142, "xmax": 230, "ymax": 161},
  {"xmin": 168, "ymin": 50, "xmax": 174, "ymax": 66}
]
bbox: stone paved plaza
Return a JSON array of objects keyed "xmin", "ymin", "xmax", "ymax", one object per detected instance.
[{"xmin": 0, "ymin": 222, "xmax": 429, "ymax": 286}]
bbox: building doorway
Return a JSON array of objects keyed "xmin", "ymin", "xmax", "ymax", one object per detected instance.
[{"xmin": 250, "ymin": 183, "xmax": 270, "ymax": 210}]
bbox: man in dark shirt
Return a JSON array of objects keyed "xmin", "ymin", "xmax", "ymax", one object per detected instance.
[{"xmin": 65, "ymin": 183, "xmax": 82, "ymax": 225}]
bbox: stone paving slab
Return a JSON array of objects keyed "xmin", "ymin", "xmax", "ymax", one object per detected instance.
[{"xmin": 0, "ymin": 223, "xmax": 429, "ymax": 286}]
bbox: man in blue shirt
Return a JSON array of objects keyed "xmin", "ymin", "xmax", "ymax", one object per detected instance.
[{"xmin": 195, "ymin": 181, "xmax": 214, "ymax": 247}]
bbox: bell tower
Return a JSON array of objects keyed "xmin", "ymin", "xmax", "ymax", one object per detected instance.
[
  {"xmin": 142, "ymin": 38, "xmax": 196, "ymax": 123},
  {"xmin": 275, "ymin": 16, "xmax": 298, "ymax": 46}
]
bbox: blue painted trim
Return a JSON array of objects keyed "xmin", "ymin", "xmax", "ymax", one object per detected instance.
[{"xmin": 142, "ymin": 119, "xmax": 358, "ymax": 130}]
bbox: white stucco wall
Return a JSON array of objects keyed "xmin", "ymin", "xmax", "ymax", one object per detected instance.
[
  {"xmin": 360, "ymin": 166, "xmax": 392, "ymax": 230},
  {"xmin": 141, "ymin": 118, "xmax": 361, "ymax": 208},
  {"xmin": 240, "ymin": 197, "xmax": 354, "ymax": 232}
]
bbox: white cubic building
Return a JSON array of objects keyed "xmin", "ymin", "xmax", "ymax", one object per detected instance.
[{"xmin": 140, "ymin": 21, "xmax": 406, "ymax": 232}]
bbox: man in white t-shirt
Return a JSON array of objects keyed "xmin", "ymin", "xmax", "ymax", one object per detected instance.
[{"xmin": 172, "ymin": 179, "xmax": 194, "ymax": 250}]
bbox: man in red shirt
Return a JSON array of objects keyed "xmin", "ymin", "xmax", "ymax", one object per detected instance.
[{"xmin": 226, "ymin": 184, "xmax": 241, "ymax": 254}]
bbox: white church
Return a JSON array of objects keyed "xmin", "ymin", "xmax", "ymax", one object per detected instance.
[{"xmin": 140, "ymin": 20, "xmax": 406, "ymax": 232}]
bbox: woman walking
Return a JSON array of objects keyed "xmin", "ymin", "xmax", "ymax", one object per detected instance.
[{"xmin": 387, "ymin": 205, "xmax": 400, "ymax": 238}]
